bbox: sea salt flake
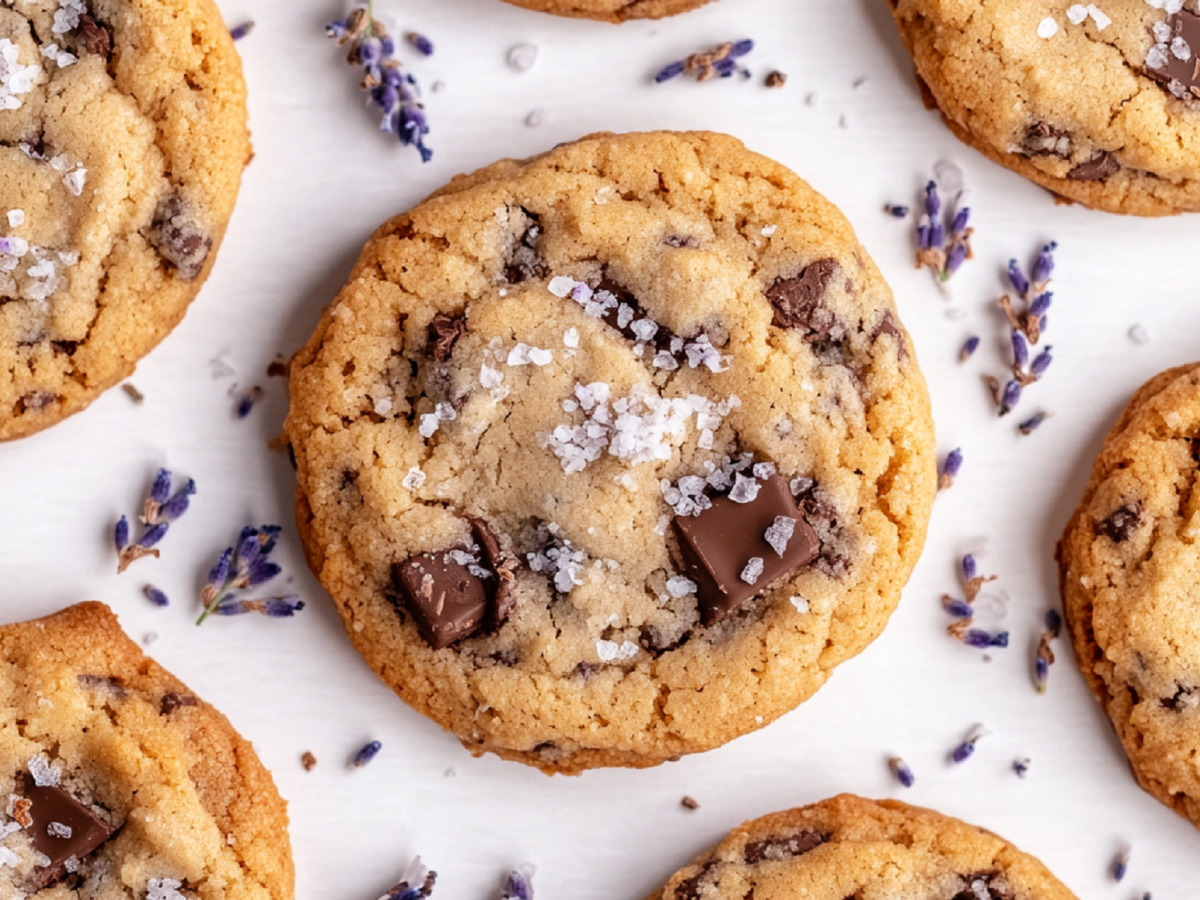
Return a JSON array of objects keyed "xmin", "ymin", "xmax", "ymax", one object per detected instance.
[
  {"xmin": 548, "ymin": 275, "xmax": 578, "ymax": 298},
  {"xmin": 790, "ymin": 596, "xmax": 810, "ymax": 613},
  {"xmin": 1067, "ymin": 4, "xmax": 1089, "ymax": 23},
  {"xmin": 630, "ymin": 318, "xmax": 659, "ymax": 342},
  {"xmin": 764, "ymin": 517, "xmax": 797, "ymax": 557},
  {"xmin": 435, "ymin": 402, "xmax": 457, "ymax": 422},
  {"xmin": 28, "ymin": 754, "xmax": 61, "ymax": 787},
  {"xmin": 752, "ymin": 462, "xmax": 777, "ymax": 479},
  {"xmin": 1171, "ymin": 34, "xmax": 1192, "ymax": 60},
  {"xmin": 147, "ymin": 878, "xmax": 186, "ymax": 900},
  {"xmin": 0, "ymin": 847, "xmax": 19, "ymax": 868},
  {"xmin": 63, "ymin": 855, "xmax": 79, "ymax": 873},
  {"xmin": 373, "ymin": 397, "xmax": 393, "ymax": 416},
  {"xmin": 729, "ymin": 473, "xmax": 761, "ymax": 504},
  {"xmin": 418, "ymin": 414, "xmax": 439, "ymax": 438},
  {"xmin": 563, "ymin": 327, "xmax": 579, "ymax": 348},
  {"xmin": 666, "ymin": 576, "xmax": 697, "ymax": 598},
  {"xmin": 1037, "ymin": 17, "xmax": 1058, "ymax": 38},
  {"xmin": 596, "ymin": 640, "xmax": 638, "ymax": 663},
  {"xmin": 740, "ymin": 557, "xmax": 765, "ymax": 585},
  {"xmin": 402, "ymin": 467, "xmax": 426, "ymax": 490},
  {"xmin": 761, "ymin": 225, "xmax": 777, "ymax": 236},
  {"xmin": 480, "ymin": 363, "xmax": 504, "ymax": 389},
  {"xmin": 46, "ymin": 822, "xmax": 71, "ymax": 839},
  {"xmin": 1147, "ymin": 44, "xmax": 1170, "ymax": 69},
  {"xmin": 6, "ymin": 209, "xmax": 23, "ymax": 227},
  {"xmin": 528, "ymin": 347, "xmax": 553, "ymax": 366}
]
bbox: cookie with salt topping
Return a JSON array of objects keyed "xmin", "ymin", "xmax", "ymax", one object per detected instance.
[
  {"xmin": 890, "ymin": 0, "xmax": 1200, "ymax": 215},
  {"xmin": 498, "ymin": 0, "xmax": 713, "ymax": 22},
  {"xmin": 285, "ymin": 130, "xmax": 936, "ymax": 774},
  {"xmin": 0, "ymin": 602, "xmax": 293, "ymax": 899},
  {"xmin": 1058, "ymin": 363, "xmax": 1200, "ymax": 830},
  {"xmin": 651, "ymin": 795, "xmax": 1079, "ymax": 900},
  {"xmin": 0, "ymin": 0, "xmax": 250, "ymax": 440}
]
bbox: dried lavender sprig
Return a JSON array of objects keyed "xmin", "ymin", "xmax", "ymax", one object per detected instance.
[
  {"xmin": 1035, "ymin": 609, "xmax": 1063, "ymax": 693},
  {"xmin": 1112, "ymin": 845, "xmax": 1131, "ymax": 882},
  {"xmin": 196, "ymin": 525, "xmax": 302, "ymax": 625},
  {"xmin": 326, "ymin": 2, "xmax": 432, "ymax": 161},
  {"xmin": 229, "ymin": 21, "xmax": 254, "ymax": 41},
  {"xmin": 950, "ymin": 725, "xmax": 988, "ymax": 764},
  {"xmin": 957, "ymin": 627, "xmax": 1008, "ymax": 649},
  {"xmin": 914, "ymin": 176, "xmax": 973, "ymax": 283},
  {"xmin": 937, "ymin": 448, "xmax": 963, "ymax": 491},
  {"xmin": 654, "ymin": 39, "xmax": 754, "ymax": 83},
  {"xmin": 353, "ymin": 740, "xmax": 383, "ymax": 767},
  {"xmin": 115, "ymin": 470, "xmax": 196, "ymax": 573},
  {"xmin": 500, "ymin": 868, "xmax": 535, "ymax": 900},
  {"xmin": 379, "ymin": 856, "xmax": 437, "ymax": 900},
  {"xmin": 959, "ymin": 335, "xmax": 980, "ymax": 362},
  {"xmin": 888, "ymin": 757, "xmax": 915, "ymax": 788},
  {"xmin": 143, "ymin": 585, "xmax": 170, "ymax": 608}
]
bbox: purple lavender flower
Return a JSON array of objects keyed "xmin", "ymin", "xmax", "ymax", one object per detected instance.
[
  {"xmin": 406, "ymin": 32, "xmax": 434, "ymax": 56},
  {"xmin": 1112, "ymin": 846, "xmax": 1130, "ymax": 882},
  {"xmin": 327, "ymin": 4, "xmax": 432, "ymax": 161},
  {"xmin": 235, "ymin": 386, "xmax": 264, "ymax": 420},
  {"xmin": 143, "ymin": 585, "xmax": 170, "ymax": 608},
  {"xmin": 381, "ymin": 857, "xmax": 437, "ymax": 900},
  {"xmin": 959, "ymin": 336, "xmax": 980, "ymax": 362},
  {"xmin": 1032, "ymin": 241, "xmax": 1058, "ymax": 286},
  {"xmin": 1011, "ymin": 331, "xmax": 1029, "ymax": 369},
  {"xmin": 1007, "ymin": 258, "xmax": 1029, "ymax": 296},
  {"xmin": 942, "ymin": 596, "xmax": 973, "ymax": 619},
  {"xmin": 938, "ymin": 447, "xmax": 963, "ymax": 491},
  {"xmin": 501, "ymin": 868, "xmax": 535, "ymax": 900},
  {"xmin": 1029, "ymin": 291, "xmax": 1052, "ymax": 318},
  {"xmin": 352, "ymin": 740, "xmax": 383, "ymax": 767},
  {"xmin": 962, "ymin": 554, "xmax": 977, "ymax": 581},
  {"xmin": 885, "ymin": 205, "xmax": 910, "ymax": 218},
  {"xmin": 962, "ymin": 629, "xmax": 994, "ymax": 649},
  {"xmin": 924, "ymin": 180, "xmax": 941, "ymax": 218},
  {"xmin": 115, "ymin": 470, "xmax": 196, "ymax": 573},
  {"xmin": 1019, "ymin": 412, "xmax": 1049, "ymax": 435},
  {"xmin": 196, "ymin": 525, "xmax": 303, "ymax": 625},
  {"xmin": 999, "ymin": 380, "xmax": 1021, "ymax": 416},
  {"xmin": 950, "ymin": 726, "xmax": 987, "ymax": 764},
  {"xmin": 914, "ymin": 178, "xmax": 973, "ymax": 282},
  {"xmin": 1013, "ymin": 758, "xmax": 1030, "ymax": 778},
  {"xmin": 654, "ymin": 39, "xmax": 755, "ymax": 83},
  {"xmin": 1030, "ymin": 347, "xmax": 1053, "ymax": 379},
  {"xmin": 889, "ymin": 757, "xmax": 915, "ymax": 788},
  {"xmin": 229, "ymin": 21, "xmax": 254, "ymax": 41}
]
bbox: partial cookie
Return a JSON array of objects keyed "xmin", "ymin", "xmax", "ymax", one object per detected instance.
[
  {"xmin": 0, "ymin": 602, "xmax": 293, "ymax": 898},
  {"xmin": 0, "ymin": 0, "xmax": 250, "ymax": 440},
  {"xmin": 1058, "ymin": 363, "xmax": 1200, "ymax": 829},
  {"xmin": 890, "ymin": 1, "xmax": 1200, "ymax": 215},
  {"xmin": 498, "ymin": 0, "xmax": 713, "ymax": 23},
  {"xmin": 651, "ymin": 795, "xmax": 1079, "ymax": 900},
  {"xmin": 286, "ymin": 131, "xmax": 936, "ymax": 774}
]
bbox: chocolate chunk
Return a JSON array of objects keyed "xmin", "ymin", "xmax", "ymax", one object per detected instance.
[
  {"xmin": 1097, "ymin": 500, "xmax": 1142, "ymax": 543},
  {"xmin": 673, "ymin": 472, "xmax": 820, "ymax": 625},
  {"xmin": 392, "ymin": 520, "xmax": 513, "ymax": 649},
  {"xmin": 1162, "ymin": 682, "xmax": 1198, "ymax": 711},
  {"xmin": 873, "ymin": 311, "xmax": 908, "ymax": 361},
  {"xmin": 21, "ymin": 391, "xmax": 56, "ymax": 412},
  {"xmin": 952, "ymin": 873, "xmax": 1014, "ymax": 900},
  {"xmin": 1067, "ymin": 152, "xmax": 1120, "ymax": 182},
  {"xmin": 504, "ymin": 211, "xmax": 546, "ymax": 283},
  {"xmin": 159, "ymin": 692, "xmax": 199, "ymax": 715},
  {"xmin": 743, "ymin": 831, "xmax": 830, "ymax": 864},
  {"xmin": 766, "ymin": 260, "xmax": 846, "ymax": 345},
  {"xmin": 77, "ymin": 14, "xmax": 113, "ymax": 58},
  {"xmin": 427, "ymin": 314, "xmax": 466, "ymax": 363},
  {"xmin": 267, "ymin": 360, "xmax": 287, "ymax": 377},
  {"xmin": 148, "ymin": 195, "xmax": 211, "ymax": 281},
  {"xmin": 1018, "ymin": 121, "xmax": 1072, "ymax": 158},
  {"xmin": 77, "ymin": 675, "xmax": 127, "ymax": 699},
  {"xmin": 23, "ymin": 784, "xmax": 115, "ymax": 890},
  {"xmin": 1145, "ymin": 11, "xmax": 1200, "ymax": 99},
  {"xmin": 663, "ymin": 234, "xmax": 699, "ymax": 249},
  {"xmin": 674, "ymin": 863, "xmax": 718, "ymax": 900}
]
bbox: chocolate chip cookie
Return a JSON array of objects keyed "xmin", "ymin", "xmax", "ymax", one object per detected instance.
[
  {"xmin": 0, "ymin": 602, "xmax": 293, "ymax": 898},
  {"xmin": 1058, "ymin": 362, "xmax": 1200, "ymax": 829},
  {"xmin": 285, "ymin": 130, "xmax": 936, "ymax": 774},
  {"xmin": 498, "ymin": 0, "xmax": 712, "ymax": 22},
  {"xmin": 651, "ymin": 794, "xmax": 1079, "ymax": 900},
  {"xmin": 0, "ymin": 0, "xmax": 250, "ymax": 440},
  {"xmin": 890, "ymin": 0, "xmax": 1200, "ymax": 215}
]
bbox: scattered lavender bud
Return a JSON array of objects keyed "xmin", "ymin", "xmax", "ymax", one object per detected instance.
[
  {"xmin": 229, "ymin": 21, "xmax": 254, "ymax": 41},
  {"xmin": 885, "ymin": 204, "xmax": 910, "ymax": 218},
  {"xmin": 1035, "ymin": 609, "xmax": 1063, "ymax": 693},
  {"xmin": 1019, "ymin": 412, "xmax": 1050, "ymax": 435},
  {"xmin": 500, "ymin": 866, "xmax": 535, "ymax": 900},
  {"xmin": 352, "ymin": 740, "xmax": 382, "ymax": 768},
  {"xmin": 1013, "ymin": 758, "xmax": 1031, "ymax": 778},
  {"xmin": 1112, "ymin": 845, "xmax": 1130, "ymax": 882},
  {"xmin": 889, "ymin": 757, "xmax": 915, "ymax": 788},
  {"xmin": 999, "ymin": 380, "xmax": 1022, "ymax": 416},
  {"xmin": 143, "ymin": 585, "xmax": 170, "ymax": 608},
  {"xmin": 1030, "ymin": 347, "xmax": 1053, "ymax": 379},
  {"xmin": 1011, "ymin": 330, "xmax": 1029, "ymax": 369},
  {"xmin": 950, "ymin": 725, "xmax": 987, "ymax": 764},
  {"xmin": 406, "ymin": 32, "xmax": 434, "ymax": 56},
  {"xmin": 235, "ymin": 386, "xmax": 264, "ymax": 419},
  {"xmin": 196, "ymin": 525, "xmax": 302, "ymax": 625},
  {"xmin": 654, "ymin": 39, "xmax": 754, "ymax": 83},
  {"xmin": 938, "ymin": 448, "xmax": 963, "ymax": 491},
  {"xmin": 961, "ymin": 555, "xmax": 996, "ymax": 602},
  {"xmin": 380, "ymin": 857, "xmax": 437, "ymax": 900},
  {"xmin": 959, "ymin": 336, "xmax": 980, "ymax": 362},
  {"xmin": 962, "ymin": 629, "xmax": 995, "ymax": 649},
  {"xmin": 962, "ymin": 554, "xmax": 977, "ymax": 581},
  {"xmin": 114, "ymin": 516, "xmax": 130, "ymax": 552},
  {"xmin": 942, "ymin": 596, "xmax": 974, "ymax": 619}
]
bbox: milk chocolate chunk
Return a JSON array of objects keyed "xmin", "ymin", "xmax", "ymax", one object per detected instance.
[
  {"xmin": 427, "ymin": 314, "xmax": 466, "ymax": 363},
  {"xmin": 1067, "ymin": 151, "xmax": 1120, "ymax": 182},
  {"xmin": 672, "ymin": 472, "xmax": 819, "ymax": 625},
  {"xmin": 766, "ymin": 260, "xmax": 844, "ymax": 339},
  {"xmin": 1097, "ymin": 500, "xmax": 1142, "ymax": 543},
  {"xmin": 743, "ymin": 831, "xmax": 830, "ymax": 863},
  {"xmin": 1145, "ymin": 11, "xmax": 1200, "ymax": 97},
  {"xmin": 24, "ymin": 784, "xmax": 115, "ymax": 889}
]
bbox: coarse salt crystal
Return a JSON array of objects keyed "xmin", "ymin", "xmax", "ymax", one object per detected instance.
[
  {"xmin": 563, "ymin": 327, "xmax": 579, "ymax": 348},
  {"xmin": 1147, "ymin": 44, "xmax": 1170, "ymax": 69},
  {"xmin": 373, "ymin": 397, "xmax": 393, "ymax": 416},
  {"xmin": 790, "ymin": 596, "xmax": 810, "ymax": 613},
  {"xmin": 6, "ymin": 209, "xmax": 23, "ymax": 227},
  {"xmin": 761, "ymin": 225, "xmax": 777, "ymax": 236},
  {"xmin": 1037, "ymin": 17, "xmax": 1058, "ymax": 38},
  {"xmin": 1171, "ymin": 35, "xmax": 1192, "ymax": 60},
  {"xmin": 418, "ymin": 414, "xmax": 439, "ymax": 438},
  {"xmin": 28, "ymin": 754, "xmax": 61, "ymax": 787},
  {"xmin": 764, "ymin": 517, "xmax": 797, "ymax": 557},
  {"xmin": 596, "ymin": 640, "xmax": 639, "ymax": 663},
  {"xmin": 548, "ymin": 275, "xmax": 578, "ymax": 298},
  {"xmin": 480, "ymin": 363, "xmax": 504, "ymax": 388},
  {"xmin": 63, "ymin": 168, "xmax": 87, "ymax": 196},
  {"xmin": 528, "ymin": 347, "xmax": 553, "ymax": 366},
  {"xmin": 402, "ymin": 467, "xmax": 426, "ymax": 490},
  {"xmin": 1087, "ymin": 4, "xmax": 1111, "ymax": 29},
  {"xmin": 740, "ymin": 557, "xmax": 765, "ymax": 585},
  {"xmin": 666, "ymin": 576, "xmax": 697, "ymax": 598},
  {"xmin": 1067, "ymin": 4, "xmax": 1089, "ymax": 23},
  {"xmin": 46, "ymin": 822, "xmax": 71, "ymax": 838},
  {"xmin": 729, "ymin": 473, "xmax": 761, "ymax": 504},
  {"xmin": 147, "ymin": 878, "xmax": 187, "ymax": 900},
  {"xmin": 0, "ymin": 847, "xmax": 18, "ymax": 868}
]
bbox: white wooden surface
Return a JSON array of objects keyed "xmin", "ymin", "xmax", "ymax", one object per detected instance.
[{"xmin": 2, "ymin": 0, "xmax": 1197, "ymax": 896}]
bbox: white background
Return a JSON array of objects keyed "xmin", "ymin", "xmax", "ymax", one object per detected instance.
[{"xmin": 3, "ymin": 0, "xmax": 1199, "ymax": 897}]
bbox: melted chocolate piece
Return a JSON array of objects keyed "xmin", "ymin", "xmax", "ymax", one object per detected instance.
[
  {"xmin": 504, "ymin": 212, "xmax": 545, "ymax": 283},
  {"xmin": 23, "ymin": 784, "xmax": 115, "ymax": 890},
  {"xmin": 1068, "ymin": 152, "xmax": 1120, "ymax": 182},
  {"xmin": 1097, "ymin": 500, "xmax": 1142, "ymax": 543},
  {"xmin": 77, "ymin": 14, "xmax": 113, "ymax": 58},
  {"xmin": 427, "ymin": 314, "xmax": 466, "ymax": 363},
  {"xmin": 148, "ymin": 196, "xmax": 211, "ymax": 281},
  {"xmin": 766, "ymin": 260, "xmax": 846, "ymax": 344},
  {"xmin": 673, "ymin": 473, "xmax": 820, "ymax": 625},
  {"xmin": 1146, "ymin": 11, "xmax": 1200, "ymax": 98},
  {"xmin": 1019, "ymin": 121, "xmax": 1072, "ymax": 158},
  {"xmin": 744, "ymin": 831, "xmax": 830, "ymax": 863},
  {"xmin": 392, "ymin": 520, "xmax": 513, "ymax": 649},
  {"xmin": 159, "ymin": 692, "xmax": 199, "ymax": 715}
]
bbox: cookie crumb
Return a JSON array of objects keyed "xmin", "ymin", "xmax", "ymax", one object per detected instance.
[
  {"xmin": 301, "ymin": 751, "xmax": 317, "ymax": 771},
  {"xmin": 681, "ymin": 795, "xmax": 700, "ymax": 809},
  {"xmin": 122, "ymin": 383, "xmax": 145, "ymax": 404},
  {"xmin": 267, "ymin": 360, "xmax": 287, "ymax": 377},
  {"xmin": 765, "ymin": 71, "xmax": 786, "ymax": 88}
]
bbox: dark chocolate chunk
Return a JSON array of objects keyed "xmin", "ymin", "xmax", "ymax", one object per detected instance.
[
  {"xmin": 1068, "ymin": 152, "xmax": 1120, "ymax": 182},
  {"xmin": 23, "ymin": 784, "xmax": 115, "ymax": 890},
  {"xmin": 674, "ymin": 863, "xmax": 719, "ymax": 900},
  {"xmin": 952, "ymin": 873, "xmax": 1014, "ymax": 900},
  {"xmin": 21, "ymin": 391, "xmax": 56, "ymax": 411},
  {"xmin": 591, "ymin": 278, "xmax": 678, "ymax": 354},
  {"xmin": 1018, "ymin": 121, "xmax": 1072, "ymax": 158},
  {"xmin": 148, "ymin": 196, "xmax": 211, "ymax": 281},
  {"xmin": 743, "ymin": 831, "xmax": 830, "ymax": 864},
  {"xmin": 504, "ymin": 211, "xmax": 546, "ymax": 283},
  {"xmin": 766, "ymin": 260, "xmax": 846, "ymax": 345},
  {"xmin": 427, "ymin": 314, "xmax": 467, "ymax": 363},
  {"xmin": 873, "ymin": 311, "xmax": 908, "ymax": 361},
  {"xmin": 1162, "ymin": 682, "xmax": 1197, "ymax": 711},
  {"xmin": 267, "ymin": 360, "xmax": 288, "ymax": 377},
  {"xmin": 673, "ymin": 472, "xmax": 820, "ymax": 625},
  {"xmin": 1097, "ymin": 500, "xmax": 1143, "ymax": 543},
  {"xmin": 1145, "ymin": 11, "xmax": 1200, "ymax": 99},
  {"xmin": 664, "ymin": 234, "xmax": 700, "ymax": 249},
  {"xmin": 77, "ymin": 675, "xmax": 127, "ymax": 699},
  {"xmin": 77, "ymin": 14, "xmax": 113, "ymax": 58},
  {"xmin": 159, "ymin": 692, "xmax": 199, "ymax": 716},
  {"xmin": 392, "ymin": 520, "xmax": 514, "ymax": 649}
]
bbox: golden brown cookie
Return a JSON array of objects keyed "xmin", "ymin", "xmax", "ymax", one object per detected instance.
[
  {"xmin": 1058, "ymin": 362, "xmax": 1200, "ymax": 830},
  {"xmin": 0, "ymin": 0, "xmax": 250, "ymax": 440},
  {"xmin": 498, "ymin": 0, "xmax": 713, "ymax": 22},
  {"xmin": 889, "ymin": 0, "xmax": 1200, "ymax": 215},
  {"xmin": 0, "ymin": 601, "xmax": 293, "ymax": 898},
  {"xmin": 285, "ymin": 130, "xmax": 937, "ymax": 774},
  {"xmin": 651, "ymin": 795, "xmax": 1079, "ymax": 900}
]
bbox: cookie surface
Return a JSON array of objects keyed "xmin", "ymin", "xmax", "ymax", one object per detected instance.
[
  {"xmin": 890, "ymin": 0, "xmax": 1200, "ymax": 216},
  {"xmin": 285, "ymin": 130, "xmax": 936, "ymax": 774},
  {"xmin": 1058, "ymin": 363, "xmax": 1200, "ymax": 829},
  {"xmin": 0, "ymin": 602, "xmax": 293, "ymax": 898},
  {"xmin": 0, "ymin": 0, "xmax": 250, "ymax": 440},
  {"xmin": 498, "ymin": 0, "xmax": 712, "ymax": 22},
  {"xmin": 650, "ymin": 794, "xmax": 1079, "ymax": 900}
]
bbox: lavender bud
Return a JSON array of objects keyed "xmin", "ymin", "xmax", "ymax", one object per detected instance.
[
  {"xmin": 942, "ymin": 448, "xmax": 964, "ymax": 479},
  {"xmin": 942, "ymin": 597, "xmax": 974, "ymax": 619},
  {"xmin": 1029, "ymin": 291, "xmax": 1053, "ymax": 317},
  {"xmin": 999, "ymin": 380, "xmax": 1021, "ymax": 416},
  {"xmin": 352, "ymin": 740, "xmax": 383, "ymax": 767},
  {"xmin": 924, "ymin": 180, "xmax": 940, "ymax": 218},
  {"xmin": 244, "ymin": 558, "xmax": 283, "ymax": 589},
  {"xmin": 1013, "ymin": 758, "xmax": 1030, "ymax": 778},
  {"xmin": 258, "ymin": 524, "xmax": 282, "ymax": 555},
  {"xmin": 1019, "ymin": 412, "xmax": 1049, "ymax": 435},
  {"xmin": 262, "ymin": 596, "xmax": 305, "ymax": 618},
  {"xmin": 887, "ymin": 205, "xmax": 910, "ymax": 218},
  {"xmin": 139, "ymin": 522, "xmax": 169, "ymax": 550},
  {"xmin": 1007, "ymin": 259, "xmax": 1029, "ymax": 296},
  {"xmin": 655, "ymin": 61, "xmax": 685, "ymax": 82},
  {"xmin": 114, "ymin": 516, "xmax": 130, "ymax": 552},
  {"xmin": 928, "ymin": 217, "xmax": 945, "ymax": 251},
  {"xmin": 1045, "ymin": 609, "xmax": 1063, "ymax": 634},
  {"xmin": 959, "ymin": 336, "xmax": 980, "ymax": 362},
  {"xmin": 990, "ymin": 631, "xmax": 1010, "ymax": 648},
  {"xmin": 1011, "ymin": 331, "xmax": 1030, "ymax": 369},
  {"xmin": 159, "ymin": 479, "xmax": 196, "ymax": 522},
  {"xmin": 143, "ymin": 585, "xmax": 170, "ymax": 607},
  {"xmin": 1112, "ymin": 846, "xmax": 1130, "ymax": 882},
  {"xmin": 944, "ymin": 242, "xmax": 967, "ymax": 277},
  {"xmin": 379, "ymin": 35, "xmax": 396, "ymax": 57},
  {"xmin": 206, "ymin": 548, "xmax": 233, "ymax": 590},
  {"xmin": 150, "ymin": 469, "xmax": 172, "ymax": 505},
  {"xmin": 951, "ymin": 728, "xmax": 985, "ymax": 764},
  {"xmin": 961, "ymin": 554, "xmax": 977, "ymax": 581},
  {"xmin": 406, "ymin": 32, "xmax": 434, "ymax": 56},
  {"xmin": 229, "ymin": 21, "xmax": 255, "ymax": 41},
  {"xmin": 1031, "ymin": 347, "xmax": 1053, "ymax": 378},
  {"xmin": 1035, "ymin": 653, "xmax": 1050, "ymax": 692},
  {"xmin": 962, "ymin": 629, "xmax": 994, "ymax": 649},
  {"xmin": 325, "ymin": 20, "xmax": 347, "ymax": 39},
  {"xmin": 730, "ymin": 39, "xmax": 755, "ymax": 57},
  {"xmin": 213, "ymin": 598, "xmax": 251, "ymax": 616},
  {"xmin": 1032, "ymin": 241, "xmax": 1058, "ymax": 285},
  {"xmin": 501, "ymin": 869, "xmax": 534, "ymax": 900},
  {"xmin": 888, "ymin": 757, "xmax": 916, "ymax": 788},
  {"xmin": 950, "ymin": 206, "xmax": 970, "ymax": 236}
]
